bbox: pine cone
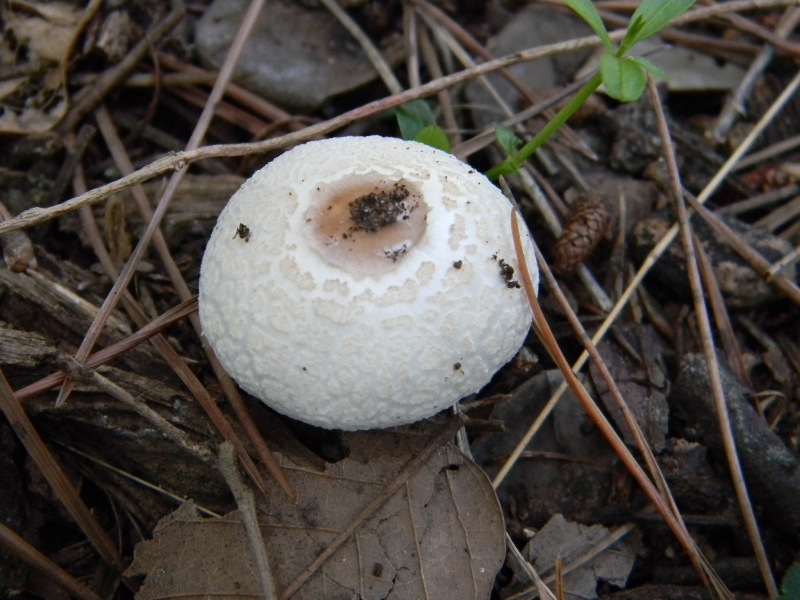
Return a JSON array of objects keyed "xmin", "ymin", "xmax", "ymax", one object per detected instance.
[{"xmin": 553, "ymin": 197, "xmax": 610, "ymax": 275}]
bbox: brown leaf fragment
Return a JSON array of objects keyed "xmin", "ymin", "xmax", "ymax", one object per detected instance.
[
  {"xmin": 125, "ymin": 502, "xmax": 263, "ymax": 599},
  {"xmin": 523, "ymin": 514, "xmax": 639, "ymax": 600},
  {"xmin": 126, "ymin": 422, "xmax": 506, "ymax": 600}
]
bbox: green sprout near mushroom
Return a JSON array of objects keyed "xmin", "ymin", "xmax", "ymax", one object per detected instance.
[
  {"xmin": 397, "ymin": 1, "xmax": 697, "ymax": 178},
  {"xmin": 487, "ymin": 0, "xmax": 695, "ymax": 180}
]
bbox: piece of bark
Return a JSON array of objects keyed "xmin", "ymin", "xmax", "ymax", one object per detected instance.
[
  {"xmin": 670, "ymin": 353, "xmax": 800, "ymax": 537},
  {"xmin": 630, "ymin": 210, "xmax": 797, "ymax": 308}
]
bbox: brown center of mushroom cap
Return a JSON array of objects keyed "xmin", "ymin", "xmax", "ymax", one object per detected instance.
[{"xmin": 304, "ymin": 177, "xmax": 429, "ymax": 277}]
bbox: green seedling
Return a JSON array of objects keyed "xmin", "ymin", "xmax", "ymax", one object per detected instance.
[
  {"xmin": 395, "ymin": 100, "xmax": 451, "ymax": 153},
  {"xmin": 778, "ymin": 563, "xmax": 800, "ymax": 600},
  {"xmin": 485, "ymin": 0, "xmax": 695, "ymax": 181}
]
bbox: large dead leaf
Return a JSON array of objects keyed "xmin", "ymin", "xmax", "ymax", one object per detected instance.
[{"xmin": 126, "ymin": 421, "xmax": 505, "ymax": 599}]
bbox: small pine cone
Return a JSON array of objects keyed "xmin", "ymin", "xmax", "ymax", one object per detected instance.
[
  {"xmin": 741, "ymin": 165, "xmax": 796, "ymax": 192},
  {"xmin": 553, "ymin": 197, "xmax": 610, "ymax": 275}
]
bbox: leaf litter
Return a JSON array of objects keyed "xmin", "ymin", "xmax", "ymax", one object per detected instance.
[
  {"xmin": 522, "ymin": 514, "xmax": 640, "ymax": 600},
  {"xmin": 126, "ymin": 419, "xmax": 506, "ymax": 600}
]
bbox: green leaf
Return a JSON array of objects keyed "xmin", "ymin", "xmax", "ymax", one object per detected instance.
[
  {"xmin": 629, "ymin": 56, "xmax": 667, "ymax": 80},
  {"xmin": 413, "ymin": 125, "xmax": 451, "ymax": 152},
  {"xmin": 565, "ymin": 0, "xmax": 613, "ymax": 52},
  {"xmin": 622, "ymin": 0, "xmax": 695, "ymax": 50},
  {"xmin": 778, "ymin": 563, "xmax": 800, "ymax": 600},
  {"xmin": 495, "ymin": 125, "xmax": 522, "ymax": 156},
  {"xmin": 396, "ymin": 100, "xmax": 437, "ymax": 141},
  {"xmin": 601, "ymin": 54, "xmax": 647, "ymax": 102}
]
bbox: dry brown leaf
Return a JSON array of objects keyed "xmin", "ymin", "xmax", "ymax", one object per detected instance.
[
  {"xmin": 4, "ymin": 1, "xmax": 82, "ymax": 63},
  {"xmin": 126, "ymin": 424, "xmax": 505, "ymax": 599},
  {"xmin": 523, "ymin": 514, "xmax": 639, "ymax": 600},
  {"xmin": 0, "ymin": 1, "xmax": 74, "ymax": 133},
  {"xmin": 0, "ymin": 94, "xmax": 67, "ymax": 134}
]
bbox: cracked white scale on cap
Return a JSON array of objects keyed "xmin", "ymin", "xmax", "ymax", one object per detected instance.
[{"xmin": 199, "ymin": 136, "xmax": 538, "ymax": 430}]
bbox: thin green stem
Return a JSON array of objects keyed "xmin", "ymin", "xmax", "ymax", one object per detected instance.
[{"xmin": 486, "ymin": 72, "xmax": 603, "ymax": 180}]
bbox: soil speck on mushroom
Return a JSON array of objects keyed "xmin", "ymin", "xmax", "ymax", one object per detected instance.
[
  {"xmin": 233, "ymin": 223, "xmax": 250, "ymax": 242},
  {"xmin": 349, "ymin": 182, "xmax": 415, "ymax": 233},
  {"xmin": 493, "ymin": 254, "xmax": 521, "ymax": 288}
]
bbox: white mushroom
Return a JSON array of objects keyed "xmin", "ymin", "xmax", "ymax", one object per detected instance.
[{"xmin": 199, "ymin": 136, "xmax": 538, "ymax": 430}]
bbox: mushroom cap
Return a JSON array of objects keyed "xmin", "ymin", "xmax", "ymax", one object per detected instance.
[{"xmin": 199, "ymin": 136, "xmax": 538, "ymax": 430}]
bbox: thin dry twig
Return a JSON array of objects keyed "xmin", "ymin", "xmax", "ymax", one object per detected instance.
[
  {"xmin": 61, "ymin": 357, "xmax": 214, "ymax": 464},
  {"xmin": 415, "ymin": 0, "xmax": 594, "ymax": 159},
  {"xmin": 711, "ymin": 6, "xmax": 800, "ymax": 142},
  {"xmin": 687, "ymin": 193, "xmax": 800, "ymax": 307},
  {"xmin": 0, "ymin": 523, "xmax": 104, "ymax": 600},
  {"xmin": 692, "ymin": 232, "xmax": 752, "ymax": 388},
  {"xmin": 0, "ymin": 367, "xmax": 124, "ymax": 570},
  {"xmin": 58, "ymin": 9, "xmax": 185, "ymax": 133},
  {"xmin": 7, "ymin": 0, "xmax": 795, "ymax": 237},
  {"xmin": 320, "ymin": 0, "xmax": 403, "ymax": 95},
  {"xmin": 14, "ymin": 297, "xmax": 198, "ymax": 402},
  {"xmin": 219, "ymin": 442, "xmax": 278, "ymax": 600},
  {"xmin": 510, "ymin": 213, "xmax": 730, "ymax": 597},
  {"xmin": 496, "ymin": 66, "xmax": 800, "ymax": 483},
  {"xmin": 54, "ymin": 0, "xmax": 299, "ymax": 501},
  {"xmin": 647, "ymin": 76, "xmax": 777, "ymax": 598},
  {"xmin": 92, "ymin": 106, "xmax": 296, "ymax": 499},
  {"xmin": 156, "ymin": 52, "xmax": 312, "ymax": 132},
  {"xmin": 60, "ymin": 0, "xmax": 268, "ymax": 396}
]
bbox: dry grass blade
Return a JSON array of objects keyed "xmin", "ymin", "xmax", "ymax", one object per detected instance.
[
  {"xmin": 510, "ymin": 212, "xmax": 731, "ymax": 598},
  {"xmin": 415, "ymin": 0, "xmax": 595, "ymax": 159},
  {"xmin": 155, "ymin": 52, "xmax": 310, "ymax": 131},
  {"xmin": 506, "ymin": 523, "xmax": 638, "ymax": 600},
  {"xmin": 647, "ymin": 76, "xmax": 777, "ymax": 597},
  {"xmin": 0, "ymin": 367, "xmax": 124, "ymax": 570},
  {"xmin": 10, "ymin": 294, "xmax": 272, "ymax": 498},
  {"xmin": 50, "ymin": 0, "xmax": 294, "ymax": 500},
  {"xmin": 0, "ymin": 523, "xmax": 104, "ymax": 600},
  {"xmin": 3, "ymin": 4, "xmax": 799, "ymax": 596},
  {"xmin": 62, "ymin": 0, "xmax": 267, "ymax": 390},
  {"xmin": 64, "ymin": 445, "xmax": 221, "ymax": 518},
  {"xmin": 692, "ymin": 232, "xmax": 752, "ymax": 388},
  {"xmin": 416, "ymin": 22, "xmax": 460, "ymax": 143}
]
